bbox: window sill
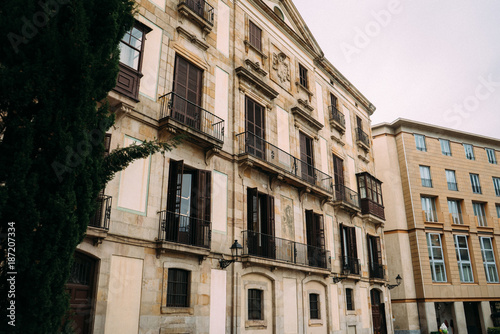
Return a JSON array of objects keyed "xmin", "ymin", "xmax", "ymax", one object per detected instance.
[
  {"xmin": 295, "ymin": 81, "xmax": 314, "ymax": 97},
  {"xmin": 161, "ymin": 306, "xmax": 194, "ymax": 315},
  {"xmin": 244, "ymin": 40, "xmax": 268, "ymax": 60},
  {"xmin": 346, "ymin": 310, "xmax": 356, "ymax": 316},
  {"xmin": 308, "ymin": 319, "xmax": 323, "ymax": 327},
  {"xmin": 245, "ymin": 320, "xmax": 267, "ymax": 329}
]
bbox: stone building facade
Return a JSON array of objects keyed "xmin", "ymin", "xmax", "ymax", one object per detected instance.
[
  {"xmin": 68, "ymin": 0, "xmax": 395, "ymax": 333},
  {"xmin": 373, "ymin": 119, "xmax": 500, "ymax": 334}
]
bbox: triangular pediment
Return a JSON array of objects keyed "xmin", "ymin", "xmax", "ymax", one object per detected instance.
[{"xmin": 254, "ymin": 0, "xmax": 324, "ymax": 58}]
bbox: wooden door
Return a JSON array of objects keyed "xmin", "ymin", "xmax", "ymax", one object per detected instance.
[
  {"xmin": 66, "ymin": 253, "xmax": 96, "ymax": 334},
  {"xmin": 173, "ymin": 56, "xmax": 202, "ymax": 130},
  {"xmin": 245, "ymin": 97, "xmax": 265, "ymax": 158},
  {"xmin": 332, "ymin": 154, "xmax": 344, "ymax": 199},
  {"xmin": 371, "ymin": 289, "xmax": 387, "ymax": 334},
  {"xmin": 299, "ymin": 132, "xmax": 314, "ymax": 183}
]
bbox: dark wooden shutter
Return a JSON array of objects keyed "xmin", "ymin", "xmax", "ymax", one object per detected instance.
[
  {"xmin": 332, "ymin": 154, "xmax": 344, "ymax": 199},
  {"xmin": 247, "ymin": 188, "xmax": 258, "ymax": 231},
  {"xmin": 245, "ymin": 97, "xmax": 265, "ymax": 158},
  {"xmin": 349, "ymin": 227, "xmax": 357, "ymax": 259},
  {"xmin": 330, "ymin": 93, "xmax": 337, "ymax": 108},
  {"xmin": 167, "ymin": 159, "xmax": 184, "ymax": 214},
  {"xmin": 305, "ymin": 210, "xmax": 314, "ymax": 247},
  {"xmin": 340, "ymin": 224, "xmax": 345, "ymax": 257},
  {"xmin": 300, "ymin": 132, "xmax": 314, "ymax": 182},
  {"xmin": 249, "ymin": 21, "xmax": 262, "ymax": 51},
  {"xmin": 192, "ymin": 169, "xmax": 211, "ymax": 247},
  {"xmin": 266, "ymin": 195, "xmax": 275, "ymax": 237},
  {"xmin": 173, "ymin": 56, "xmax": 202, "ymax": 129},
  {"xmin": 356, "ymin": 116, "xmax": 363, "ymax": 130},
  {"xmin": 314, "ymin": 214, "xmax": 325, "ymax": 249}
]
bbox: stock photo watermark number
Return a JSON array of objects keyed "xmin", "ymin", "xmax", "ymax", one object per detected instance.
[{"xmin": 6, "ymin": 222, "xmax": 16, "ymax": 327}]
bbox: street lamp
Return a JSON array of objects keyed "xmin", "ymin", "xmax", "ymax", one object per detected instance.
[
  {"xmin": 219, "ymin": 240, "xmax": 243, "ymax": 269},
  {"xmin": 387, "ymin": 274, "xmax": 402, "ymax": 290},
  {"xmin": 332, "ymin": 273, "xmax": 347, "ymax": 284}
]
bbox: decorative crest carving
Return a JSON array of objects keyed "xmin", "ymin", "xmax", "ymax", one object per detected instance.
[{"xmin": 272, "ymin": 52, "xmax": 290, "ymax": 84}]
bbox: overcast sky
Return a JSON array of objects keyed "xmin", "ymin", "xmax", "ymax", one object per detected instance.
[{"xmin": 293, "ymin": 0, "xmax": 500, "ymax": 139}]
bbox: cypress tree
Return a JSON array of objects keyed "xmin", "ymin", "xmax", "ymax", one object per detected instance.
[{"xmin": 0, "ymin": 1, "xmax": 178, "ymax": 332}]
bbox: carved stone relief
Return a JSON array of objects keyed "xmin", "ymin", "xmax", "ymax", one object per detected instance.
[{"xmin": 270, "ymin": 44, "xmax": 292, "ymax": 92}]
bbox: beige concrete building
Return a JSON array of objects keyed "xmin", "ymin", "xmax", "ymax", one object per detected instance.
[
  {"xmin": 66, "ymin": 1, "xmax": 395, "ymax": 333},
  {"xmin": 373, "ymin": 119, "xmax": 500, "ymax": 334}
]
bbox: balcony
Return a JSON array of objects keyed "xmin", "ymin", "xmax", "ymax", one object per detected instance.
[
  {"xmin": 369, "ymin": 262, "xmax": 385, "ymax": 280},
  {"xmin": 328, "ymin": 105, "xmax": 345, "ymax": 133},
  {"xmin": 235, "ymin": 132, "xmax": 333, "ymax": 196},
  {"xmin": 421, "ymin": 178, "xmax": 433, "ymax": 188},
  {"xmin": 357, "ymin": 172, "xmax": 385, "ymax": 223},
  {"xmin": 242, "ymin": 231, "xmax": 331, "ymax": 271},
  {"xmin": 178, "ymin": 0, "xmax": 214, "ymax": 34},
  {"xmin": 332, "ymin": 184, "xmax": 360, "ymax": 213},
  {"xmin": 341, "ymin": 255, "xmax": 360, "ymax": 276},
  {"xmin": 159, "ymin": 92, "xmax": 224, "ymax": 149},
  {"xmin": 156, "ymin": 210, "xmax": 211, "ymax": 256},
  {"xmin": 360, "ymin": 199, "xmax": 385, "ymax": 222},
  {"xmin": 448, "ymin": 182, "xmax": 458, "ymax": 191},
  {"xmin": 356, "ymin": 128, "xmax": 370, "ymax": 150},
  {"xmin": 86, "ymin": 195, "xmax": 112, "ymax": 245}
]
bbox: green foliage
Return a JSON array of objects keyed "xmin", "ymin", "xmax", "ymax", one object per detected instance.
[
  {"xmin": 488, "ymin": 328, "xmax": 500, "ymax": 334},
  {"xmin": 0, "ymin": 1, "xmax": 178, "ymax": 333}
]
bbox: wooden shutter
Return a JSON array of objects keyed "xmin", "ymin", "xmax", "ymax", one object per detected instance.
[
  {"xmin": 314, "ymin": 214, "xmax": 325, "ymax": 249},
  {"xmin": 247, "ymin": 188, "xmax": 258, "ymax": 231},
  {"xmin": 300, "ymin": 132, "xmax": 314, "ymax": 181},
  {"xmin": 167, "ymin": 159, "xmax": 184, "ymax": 214},
  {"xmin": 305, "ymin": 210, "xmax": 314, "ymax": 247},
  {"xmin": 249, "ymin": 21, "xmax": 262, "ymax": 51},
  {"xmin": 349, "ymin": 227, "xmax": 357, "ymax": 259},
  {"xmin": 330, "ymin": 93, "xmax": 337, "ymax": 108},
  {"xmin": 173, "ymin": 56, "xmax": 202, "ymax": 128},
  {"xmin": 193, "ymin": 169, "xmax": 211, "ymax": 222},
  {"xmin": 356, "ymin": 116, "xmax": 362, "ymax": 130},
  {"xmin": 266, "ymin": 195, "xmax": 275, "ymax": 237}
]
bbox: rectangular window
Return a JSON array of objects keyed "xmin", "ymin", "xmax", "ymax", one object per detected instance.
[
  {"xmin": 448, "ymin": 199, "xmax": 463, "ymax": 225},
  {"xmin": 357, "ymin": 173, "xmax": 384, "ymax": 205},
  {"xmin": 248, "ymin": 289, "xmax": 263, "ymax": 320},
  {"xmin": 305, "ymin": 210, "xmax": 327, "ymax": 268},
  {"xmin": 367, "ymin": 235, "xmax": 383, "ymax": 279},
  {"xmin": 421, "ymin": 196, "xmax": 438, "ymax": 222},
  {"xmin": 172, "ymin": 55, "xmax": 203, "ymax": 129},
  {"xmin": 427, "ymin": 233, "xmax": 447, "ymax": 282},
  {"xmin": 248, "ymin": 20, "xmax": 262, "ymax": 51},
  {"xmin": 464, "ymin": 144, "xmax": 475, "ymax": 160},
  {"xmin": 454, "ymin": 235, "xmax": 474, "ymax": 283},
  {"xmin": 487, "ymin": 148, "xmax": 498, "ymax": 164},
  {"xmin": 440, "ymin": 139, "xmax": 452, "ymax": 156},
  {"xmin": 299, "ymin": 63, "xmax": 308, "ymax": 88},
  {"xmin": 340, "ymin": 224, "xmax": 359, "ymax": 275},
  {"xmin": 309, "ymin": 293, "xmax": 320, "ymax": 319},
  {"xmin": 299, "ymin": 132, "xmax": 314, "ymax": 183},
  {"xmin": 497, "ymin": 204, "xmax": 500, "ymax": 219},
  {"xmin": 473, "ymin": 202, "xmax": 487, "ymax": 226},
  {"xmin": 446, "ymin": 170, "xmax": 458, "ymax": 191},
  {"xmin": 480, "ymin": 237, "xmax": 499, "ymax": 283},
  {"xmin": 420, "ymin": 166, "xmax": 432, "ymax": 187},
  {"xmin": 166, "ymin": 160, "xmax": 211, "ymax": 248},
  {"xmin": 493, "ymin": 177, "xmax": 500, "ymax": 196},
  {"xmin": 245, "ymin": 96, "xmax": 266, "ymax": 159},
  {"xmin": 167, "ymin": 268, "xmax": 190, "ymax": 307},
  {"xmin": 345, "ymin": 288, "xmax": 354, "ymax": 311},
  {"xmin": 415, "ymin": 134, "xmax": 427, "ymax": 152},
  {"xmin": 247, "ymin": 188, "xmax": 275, "ymax": 258},
  {"xmin": 470, "ymin": 173, "xmax": 482, "ymax": 194}
]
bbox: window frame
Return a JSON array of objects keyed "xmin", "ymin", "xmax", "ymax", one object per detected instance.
[
  {"xmin": 427, "ymin": 233, "xmax": 447, "ymax": 282},
  {"xmin": 248, "ymin": 288, "xmax": 264, "ymax": 320},
  {"xmin": 309, "ymin": 293, "xmax": 320, "ymax": 319},
  {"xmin": 473, "ymin": 202, "xmax": 488, "ymax": 227},
  {"xmin": 493, "ymin": 177, "xmax": 500, "ymax": 196},
  {"xmin": 496, "ymin": 204, "xmax": 500, "ymax": 219},
  {"xmin": 447, "ymin": 199, "xmax": 463, "ymax": 225},
  {"xmin": 415, "ymin": 134, "xmax": 427, "ymax": 152},
  {"xmin": 470, "ymin": 173, "xmax": 482, "ymax": 194},
  {"xmin": 357, "ymin": 172, "xmax": 384, "ymax": 205},
  {"xmin": 166, "ymin": 268, "xmax": 190, "ymax": 308},
  {"xmin": 248, "ymin": 20, "xmax": 262, "ymax": 52},
  {"xmin": 446, "ymin": 170, "xmax": 458, "ymax": 191},
  {"xmin": 419, "ymin": 165, "xmax": 433, "ymax": 188},
  {"xmin": 421, "ymin": 196, "xmax": 438, "ymax": 222},
  {"xmin": 480, "ymin": 237, "xmax": 499, "ymax": 283},
  {"xmin": 487, "ymin": 148, "xmax": 498, "ymax": 164},
  {"xmin": 464, "ymin": 144, "xmax": 475, "ymax": 160},
  {"xmin": 345, "ymin": 288, "xmax": 354, "ymax": 311},
  {"xmin": 440, "ymin": 139, "xmax": 452, "ymax": 156},
  {"xmin": 298, "ymin": 63, "xmax": 308, "ymax": 89},
  {"xmin": 454, "ymin": 235, "xmax": 474, "ymax": 283}
]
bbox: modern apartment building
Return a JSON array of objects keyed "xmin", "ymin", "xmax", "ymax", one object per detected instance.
[
  {"xmin": 373, "ymin": 119, "xmax": 500, "ymax": 334},
  {"xmin": 67, "ymin": 1, "xmax": 394, "ymax": 333}
]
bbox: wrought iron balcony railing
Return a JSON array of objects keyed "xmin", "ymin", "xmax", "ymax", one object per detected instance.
[
  {"xmin": 334, "ymin": 184, "xmax": 360, "ymax": 209},
  {"xmin": 242, "ymin": 231, "xmax": 331, "ymax": 270},
  {"xmin": 89, "ymin": 195, "xmax": 111, "ymax": 230},
  {"xmin": 179, "ymin": 0, "xmax": 214, "ymax": 25},
  {"xmin": 341, "ymin": 255, "xmax": 360, "ymax": 275},
  {"xmin": 421, "ymin": 178, "xmax": 433, "ymax": 187},
  {"xmin": 159, "ymin": 92, "xmax": 224, "ymax": 143},
  {"xmin": 356, "ymin": 128, "xmax": 370, "ymax": 148},
  {"xmin": 158, "ymin": 210, "xmax": 211, "ymax": 248},
  {"xmin": 448, "ymin": 182, "xmax": 458, "ymax": 191},
  {"xmin": 329, "ymin": 105, "xmax": 345, "ymax": 129},
  {"xmin": 236, "ymin": 132, "xmax": 333, "ymax": 193},
  {"xmin": 369, "ymin": 262, "xmax": 385, "ymax": 279}
]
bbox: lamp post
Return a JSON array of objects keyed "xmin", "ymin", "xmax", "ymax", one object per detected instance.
[
  {"xmin": 219, "ymin": 240, "xmax": 243, "ymax": 269},
  {"xmin": 387, "ymin": 274, "xmax": 402, "ymax": 290},
  {"xmin": 332, "ymin": 273, "xmax": 346, "ymax": 284}
]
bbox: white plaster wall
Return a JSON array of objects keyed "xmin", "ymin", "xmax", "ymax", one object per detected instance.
[
  {"xmin": 325, "ymin": 215, "xmax": 334, "ymax": 259},
  {"xmin": 315, "ymin": 81, "xmax": 324, "ymax": 126},
  {"xmin": 330, "ymin": 284, "xmax": 340, "ymax": 331},
  {"xmin": 320, "ymin": 137, "xmax": 328, "ymax": 174},
  {"xmin": 117, "ymin": 136, "xmax": 150, "ymax": 214},
  {"xmin": 215, "ymin": 67, "xmax": 229, "ymax": 141},
  {"xmin": 216, "ymin": 0, "xmax": 230, "ymax": 56},
  {"xmin": 283, "ymin": 278, "xmax": 298, "ymax": 334},
  {"xmin": 359, "ymin": 287, "xmax": 370, "ymax": 328},
  {"xmin": 104, "ymin": 255, "xmax": 143, "ymax": 334},
  {"xmin": 209, "ymin": 269, "xmax": 227, "ymax": 334},
  {"xmin": 138, "ymin": 17, "xmax": 162, "ymax": 100},
  {"xmin": 148, "ymin": 0, "xmax": 165, "ymax": 10},
  {"xmin": 355, "ymin": 226, "xmax": 364, "ymax": 265},
  {"xmin": 212, "ymin": 170, "xmax": 228, "ymax": 234},
  {"xmin": 347, "ymin": 156, "xmax": 356, "ymax": 190}
]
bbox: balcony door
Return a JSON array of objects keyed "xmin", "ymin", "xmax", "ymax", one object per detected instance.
[
  {"xmin": 368, "ymin": 235, "xmax": 383, "ymax": 278},
  {"xmin": 305, "ymin": 210, "xmax": 326, "ymax": 268},
  {"xmin": 340, "ymin": 224, "xmax": 358, "ymax": 274},
  {"xmin": 245, "ymin": 97, "xmax": 265, "ymax": 159},
  {"xmin": 299, "ymin": 132, "xmax": 314, "ymax": 183},
  {"xmin": 332, "ymin": 154, "xmax": 344, "ymax": 199},
  {"xmin": 173, "ymin": 55, "xmax": 202, "ymax": 130},
  {"xmin": 247, "ymin": 188, "xmax": 275, "ymax": 259},
  {"xmin": 370, "ymin": 289, "xmax": 387, "ymax": 334}
]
